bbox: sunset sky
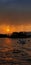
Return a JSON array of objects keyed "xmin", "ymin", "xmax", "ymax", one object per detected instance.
[{"xmin": 0, "ymin": 0, "xmax": 31, "ymax": 34}]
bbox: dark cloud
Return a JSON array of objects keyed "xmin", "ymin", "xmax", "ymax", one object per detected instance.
[{"xmin": 0, "ymin": 0, "xmax": 31, "ymax": 26}]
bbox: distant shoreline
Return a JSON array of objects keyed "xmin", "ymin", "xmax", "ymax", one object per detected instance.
[{"xmin": 0, "ymin": 32, "xmax": 31, "ymax": 38}]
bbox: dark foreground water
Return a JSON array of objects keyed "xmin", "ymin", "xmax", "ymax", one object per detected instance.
[{"xmin": 0, "ymin": 38, "xmax": 31, "ymax": 65}]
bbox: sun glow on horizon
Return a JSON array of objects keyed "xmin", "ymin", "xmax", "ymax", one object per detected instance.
[
  {"xmin": 7, "ymin": 28, "xmax": 10, "ymax": 32},
  {"xmin": 0, "ymin": 24, "xmax": 31, "ymax": 34},
  {"xmin": 6, "ymin": 26, "xmax": 10, "ymax": 32}
]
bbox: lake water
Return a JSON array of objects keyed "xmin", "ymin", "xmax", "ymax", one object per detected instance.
[{"xmin": 0, "ymin": 38, "xmax": 31, "ymax": 65}]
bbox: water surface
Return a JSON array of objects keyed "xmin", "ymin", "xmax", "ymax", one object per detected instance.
[{"xmin": 0, "ymin": 38, "xmax": 31, "ymax": 65}]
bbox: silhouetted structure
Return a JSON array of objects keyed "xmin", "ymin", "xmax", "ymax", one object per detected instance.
[
  {"xmin": 10, "ymin": 32, "xmax": 31, "ymax": 38},
  {"xmin": 0, "ymin": 32, "xmax": 31, "ymax": 38}
]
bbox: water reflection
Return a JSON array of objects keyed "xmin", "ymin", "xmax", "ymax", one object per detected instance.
[
  {"xmin": 5, "ymin": 38, "xmax": 11, "ymax": 45},
  {"xmin": 0, "ymin": 38, "xmax": 31, "ymax": 65}
]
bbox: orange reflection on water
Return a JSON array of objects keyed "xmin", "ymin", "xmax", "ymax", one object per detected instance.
[
  {"xmin": 5, "ymin": 38, "xmax": 11, "ymax": 45},
  {"xmin": 4, "ymin": 38, "xmax": 13, "ymax": 51}
]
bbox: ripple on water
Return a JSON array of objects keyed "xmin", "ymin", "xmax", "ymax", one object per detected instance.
[{"xmin": 0, "ymin": 38, "xmax": 31, "ymax": 65}]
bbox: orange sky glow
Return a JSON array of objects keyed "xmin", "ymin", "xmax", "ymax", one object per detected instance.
[
  {"xmin": 0, "ymin": 24, "xmax": 31, "ymax": 34},
  {"xmin": 0, "ymin": 0, "xmax": 31, "ymax": 34}
]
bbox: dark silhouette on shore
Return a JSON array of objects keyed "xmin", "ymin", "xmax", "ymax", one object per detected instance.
[
  {"xmin": 10, "ymin": 32, "xmax": 31, "ymax": 38},
  {"xmin": 0, "ymin": 32, "xmax": 31, "ymax": 38}
]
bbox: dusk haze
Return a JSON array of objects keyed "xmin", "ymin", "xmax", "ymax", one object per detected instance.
[{"xmin": 0, "ymin": 0, "xmax": 31, "ymax": 33}]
